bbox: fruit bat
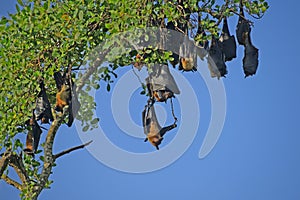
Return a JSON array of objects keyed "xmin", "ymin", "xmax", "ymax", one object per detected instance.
[
  {"xmin": 35, "ymin": 81, "xmax": 53, "ymax": 124},
  {"xmin": 24, "ymin": 113, "xmax": 42, "ymax": 156},
  {"xmin": 208, "ymin": 37, "xmax": 227, "ymax": 78},
  {"xmin": 236, "ymin": 2, "xmax": 251, "ymax": 46},
  {"xmin": 54, "ymin": 71, "xmax": 80, "ymax": 127},
  {"xmin": 146, "ymin": 64, "xmax": 180, "ymax": 103},
  {"xmin": 242, "ymin": 32, "xmax": 259, "ymax": 77},
  {"xmin": 142, "ymin": 104, "xmax": 177, "ymax": 150},
  {"xmin": 219, "ymin": 17, "xmax": 237, "ymax": 61}
]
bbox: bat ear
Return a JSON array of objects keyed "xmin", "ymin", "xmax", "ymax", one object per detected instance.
[
  {"xmin": 155, "ymin": 145, "xmax": 159, "ymax": 150},
  {"xmin": 144, "ymin": 138, "xmax": 148, "ymax": 142}
]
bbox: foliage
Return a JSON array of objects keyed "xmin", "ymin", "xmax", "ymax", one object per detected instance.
[{"xmin": 0, "ymin": 0, "xmax": 269, "ymax": 199}]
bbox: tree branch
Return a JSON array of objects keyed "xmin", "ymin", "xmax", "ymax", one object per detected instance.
[
  {"xmin": 0, "ymin": 150, "xmax": 11, "ymax": 178},
  {"xmin": 32, "ymin": 107, "xmax": 69, "ymax": 200},
  {"xmin": 1, "ymin": 174, "xmax": 23, "ymax": 190},
  {"xmin": 53, "ymin": 140, "xmax": 93, "ymax": 160},
  {"xmin": 9, "ymin": 154, "xmax": 30, "ymax": 184}
]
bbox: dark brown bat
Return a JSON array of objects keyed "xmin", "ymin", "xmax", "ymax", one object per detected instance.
[
  {"xmin": 208, "ymin": 37, "xmax": 227, "ymax": 78},
  {"xmin": 142, "ymin": 104, "xmax": 177, "ymax": 150},
  {"xmin": 146, "ymin": 65, "xmax": 180, "ymax": 103},
  {"xmin": 236, "ymin": 1, "xmax": 251, "ymax": 46},
  {"xmin": 242, "ymin": 32, "xmax": 259, "ymax": 77},
  {"xmin": 219, "ymin": 17, "xmax": 237, "ymax": 61},
  {"xmin": 35, "ymin": 81, "xmax": 53, "ymax": 124}
]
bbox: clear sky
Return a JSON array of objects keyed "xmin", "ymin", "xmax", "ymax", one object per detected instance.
[{"xmin": 1, "ymin": 1, "xmax": 300, "ymax": 200}]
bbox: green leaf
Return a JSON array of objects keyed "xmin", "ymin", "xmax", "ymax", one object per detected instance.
[{"xmin": 79, "ymin": 10, "xmax": 84, "ymax": 21}]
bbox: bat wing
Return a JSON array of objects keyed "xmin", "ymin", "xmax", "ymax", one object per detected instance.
[
  {"xmin": 35, "ymin": 81, "xmax": 54, "ymax": 123},
  {"xmin": 67, "ymin": 82, "xmax": 81, "ymax": 127},
  {"xmin": 32, "ymin": 119, "xmax": 42, "ymax": 152},
  {"xmin": 151, "ymin": 64, "xmax": 180, "ymax": 94},
  {"xmin": 208, "ymin": 37, "xmax": 227, "ymax": 78},
  {"xmin": 54, "ymin": 71, "xmax": 65, "ymax": 91}
]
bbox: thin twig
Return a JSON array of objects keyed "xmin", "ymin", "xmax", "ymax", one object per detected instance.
[
  {"xmin": 131, "ymin": 66, "xmax": 144, "ymax": 86},
  {"xmin": 170, "ymin": 98, "xmax": 177, "ymax": 124},
  {"xmin": 54, "ymin": 140, "xmax": 93, "ymax": 160}
]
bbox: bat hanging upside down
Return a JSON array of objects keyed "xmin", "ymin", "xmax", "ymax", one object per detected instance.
[{"xmin": 142, "ymin": 104, "xmax": 177, "ymax": 150}]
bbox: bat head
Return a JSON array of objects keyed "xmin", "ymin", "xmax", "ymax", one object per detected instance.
[
  {"xmin": 153, "ymin": 90, "xmax": 174, "ymax": 102},
  {"xmin": 179, "ymin": 57, "xmax": 196, "ymax": 72},
  {"xmin": 147, "ymin": 135, "xmax": 163, "ymax": 150}
]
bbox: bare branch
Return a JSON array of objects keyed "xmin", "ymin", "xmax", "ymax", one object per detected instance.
[
  {"xmin": 9, "ymin": 154, "xmax": 30, "ymax": 184},
  {"xmin": 0, "ymin": 151, "xmax": 11, "ymax": 178},
  {"xmin": 32, "ymin": 106, "xmax": 69, "ymax": 199},
  {"xmin": 54, "ymin": 140, "xmax": 93, "ymax": 159},
  {"xmin": 1, "ymin": 174, "xmax": 23, "ymax": 190}
]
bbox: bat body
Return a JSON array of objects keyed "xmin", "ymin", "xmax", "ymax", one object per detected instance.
[
  {"xmin": 236, "ymin": 3, "xmax": 251, "ymax": 46},
  {"xmin": 142, "ymin": 105, "xmax": 177, "ymax": 150},
  {"xmin": 54, "ymin": 71, "xmax": 80, "ymax": 127},
  {"xmin": 24, "ymin": 116, "xmax": 42, "ymax": 156},
  {"xmin": 208, "ymin": 37, "xmax": 227, "ymax": 78},
  {"xmin": 146, "ymin": 65, "xmax": 180, "ymax": 103},
  {"xmin": 219, "ymin": 17, "xmax": 237, "ymax": 61},
  {"xmin": 243, "ymin": 32, "xmax": 259, "ymax": 77}
]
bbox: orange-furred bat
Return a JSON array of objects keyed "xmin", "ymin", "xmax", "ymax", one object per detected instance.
[
  {"xmin": 35, "ymin": 81, "xmax": 53, "ymax": 124},
  {"xmin": 54, "ymin": 71, "xmax": 80, "ymax": 127},
  {"xmin": 24, "ymin": 114, "xmax": 42, "ymax": 156},
  {"xmin": 146, "ymin": 65, "xmax": 180, "ymax": 103},
  {"xmin": 242, "ymin": 32, "xmax": 259, "ymax": 77},
  {"xmin": 142, "ymin": 105, "xmax": 177, "ymax": 150},
  {"xmin": 54, "ymin": 71, "xmax": 70, "ymax": 112}
]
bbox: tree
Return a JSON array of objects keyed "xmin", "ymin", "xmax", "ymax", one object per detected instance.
[{"xmin": 0, "ymin": 0, "xmax": 269, "ymax": 199}]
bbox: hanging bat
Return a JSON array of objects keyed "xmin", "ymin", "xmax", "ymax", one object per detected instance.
[
  {"xmin": 242, "ymin": 32, "xmax": 259, "ymax": 77},
  {"xmin": 146, "ymin": 64, "xmax": 180, "ymax": 103},
  {"xmin": 54, "ymin": 71, "xmax": 71, "ymax": 112},
  {"xmin": 236, "ymin": 1, "xmax": 251, "ymax": 46},
  {"xmin": 35, "ymin": 80, "xmax": 53, "ymax": 124},
  {"xmin": 54, "ymin": 71, "xmax": 80, "ymax": 127},
  {"xmin": 142, "ymin": 104, "xmax": 177, "ymax": 150},
  {"xmin": 24, "ymin": 113, "xmax": 42, "ymax": 156},
  {"xmin": 219, "ymin": 17, "xmax": 237, "ymax": 62},
  {"xmin": 208, "ymin": 37, "xmax": 227, "ymax": 78}
]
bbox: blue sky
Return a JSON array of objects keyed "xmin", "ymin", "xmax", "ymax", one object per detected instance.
[{"xmin": 1, "ymin": 1, "xmax": 300, "ymax": 200}]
